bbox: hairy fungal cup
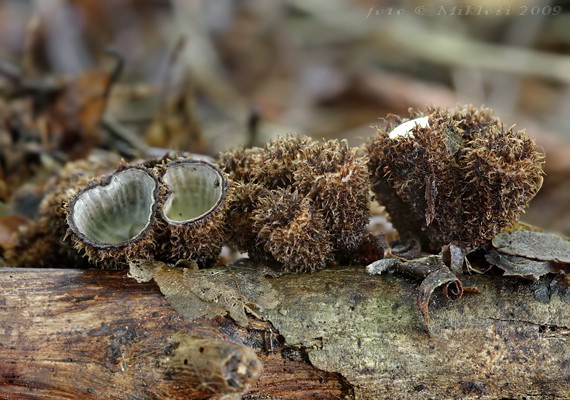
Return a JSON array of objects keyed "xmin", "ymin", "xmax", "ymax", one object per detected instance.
[
  {"xmin": 64, "ymin": 156, "xmax": 232, "ymax": 268},
  {"xmin": 66, "ymin": 166, "xmax": 161, "ymax": 267},
  {"xmin": 253, "ymin": 188, "xmax": 334, "ymax": 273},
  {"xmin": 218, "ymin": 135, "xmax": 370, "ymax": 272},
  {"xmin": 293, "ymin": 139, "xmax": 370, "ymax": 254},
  {"xmin": 367, "ymin": 105, "xmax": 544, "ymax": 251},
  {"xmin": 155, "ymin": 159, "xmax": 229, "ymax": 266},
  {"xmin": 217, "ymin": 136, "xmax": 312, "ymax": 188}
]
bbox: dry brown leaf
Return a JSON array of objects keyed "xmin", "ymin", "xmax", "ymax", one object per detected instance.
[
  {"xmin": 46, "ymin": 69, "xmax": 112, "ymax": 158},
  {"xmin": 485, "ymin": 249, "xmax": 559, "ymax": 281},
  {"xmin": 148, "ymin": 261, "xmax": 280, "ymax": 327},
  {"xmin": 0, "ymin": 215, "xmax": 28, "ymax": 250},
  {"xmin": 492, "ymin": 230, "xmax": 570, "ymax": 263}
]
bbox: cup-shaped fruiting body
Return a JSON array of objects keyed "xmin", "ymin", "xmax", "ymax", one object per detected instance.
[
  {"xmin": 293, "ymin": 139, "xmax": 370, "ymax": 254},
  {"xmin": 156, "ymin": 159, "xmax": 229, "ymax": 266},
  {"xmin": 218, "ymin": 135, "xmax": 370, "ymax": 271},
  {"xmin": 251, "ymin": 136, "xmax": 313, "ymax": 188},
  {"xmin": 66, "ymin": 166, "xmax": 161, "ymax": 267},
  {"xmin": 367, "ymin": 105, "xmax": 545, "ymax": 251},
  {"xmin": 253, "ymin": 188, "xmax": 334, "ymax": 273}
]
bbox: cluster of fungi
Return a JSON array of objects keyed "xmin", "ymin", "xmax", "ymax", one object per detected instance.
[
  {"xmin": 218, "ymin": 137, "xmax": 370, "ymax": 272},
  {"xmin": 6, "ymin": 105, "xmax": 544, "ymax": 276}
]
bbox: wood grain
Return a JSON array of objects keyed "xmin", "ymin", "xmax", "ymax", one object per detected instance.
[
  {"xmin": 0, "ymin": 268, "xmax": 347, "ymax": 399},
  {"xmin": 1, "ymin": 265, "xmax": 568, "ymax": 399}
]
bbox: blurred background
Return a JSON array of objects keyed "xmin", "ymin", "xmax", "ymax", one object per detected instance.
[{"xmin": 0, "ymin": 0, "xmax": 569, "ymax": 236}]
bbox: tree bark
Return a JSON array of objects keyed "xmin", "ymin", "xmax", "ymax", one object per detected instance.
[{"xmin": 0, "ymin": 264, "xmax": 568, "ymax": 399}]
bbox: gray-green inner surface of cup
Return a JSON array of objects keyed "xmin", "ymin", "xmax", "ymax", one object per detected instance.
[
  {"xmin": 72, "ymin": 169, "xmax": 156, "ymax": 245},
  {"xmin": 163, "ymin": 163, "xmax": 223, "ymax": 223}
]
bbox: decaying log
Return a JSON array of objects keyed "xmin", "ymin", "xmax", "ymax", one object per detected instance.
[
  {"xmin": 0, "ymin": 263, "xmax": 569, "ymax": 399},
  {"xmin": 0, "ymin": 268, "xmax": 347, "ymax": 399}
]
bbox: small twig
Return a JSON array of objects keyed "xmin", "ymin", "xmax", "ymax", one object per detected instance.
[
  {"xmin": 104, "ymin": 48, "xmax": 125, "ymax": 89},
  {"xmin": 101, "ymin": 117, "xmax": 147, "ymax": 157},
  {"xmin": 246, "ymin": 105, "xmax": 261, "ymax": 148}
]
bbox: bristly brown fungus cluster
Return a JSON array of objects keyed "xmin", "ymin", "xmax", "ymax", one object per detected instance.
[
  {"xmin": 367, "ymin": 105, "xmax": 544, "ymax": 252},
  {"xmin": 8, "ymin": 105, "xmax": 546, "ymax": 273},
  {"xmin": 61, "ymin": 156, "xmax": 230, "ymax": 269},
  {"xmin": 218, "ymin": 136, "xmax": 371, "ymax": 272}
]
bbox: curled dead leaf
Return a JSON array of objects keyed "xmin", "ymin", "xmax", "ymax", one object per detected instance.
[
  {"xmin": 418, "ymin": 266, "xmax": 463, "ymax": 333},
  {"xmin": 367, "ymin": 254, "xmax": 465, "ymax": 333}
]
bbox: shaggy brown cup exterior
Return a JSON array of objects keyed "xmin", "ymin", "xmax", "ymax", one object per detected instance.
[
  {"xmin": 252, "ymin": 188, "xmax": 334, "ymax": 273},
  {"xmin": 294, "ymin": 139, "xmax": 370, "ymax": 255},
  {"xmin": 66, "ymin": 165, "xmax": 161, "ymax": 268},
  {"xmin": 218, "ymin": 135, "xmax": 370, "ymax": 272},
  {"xmin": 154, "ymin": 158, "xmax": 230, "ymax": 267},
  {"xmin": 367, "ymin": 105, "xmax": 544, "ymax": 251}
]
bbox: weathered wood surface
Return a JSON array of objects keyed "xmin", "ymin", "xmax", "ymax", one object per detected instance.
[
  {"xmin": 0, "ymin": 264, "xmax": 569, "ymax": 399},
  {"xmin": 0, "ymin": 268, "xmax": 347, "ymax": 399}
]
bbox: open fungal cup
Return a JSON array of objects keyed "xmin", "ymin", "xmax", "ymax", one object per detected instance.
[
  {"xmin": 65, "ymin": 158, "xmax": 231, "ymax": 268},
  {"xmin": 158, "ymin": 159, "xmax": 229, "ymax": 266},
  {"xmin": 67, "ymin": 167, "xmax": 160, "ymax": 266},
  {"xmin": 161, "ymin": 160, "xmax": 226, "ymax": 225}
]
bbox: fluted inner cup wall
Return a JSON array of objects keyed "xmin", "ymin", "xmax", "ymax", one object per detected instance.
[
  {"xmin": 162, "ymin": 161, "xmax": 224, "ymax": 223},
  {"xmin": 70, "ymin": 169, "xmax": 157, "ymax": 245}
]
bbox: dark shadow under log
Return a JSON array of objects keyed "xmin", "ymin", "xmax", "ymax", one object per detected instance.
[{"xmin": 0, "ymin": 264, "xmax": 568, "ymax": 399}]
